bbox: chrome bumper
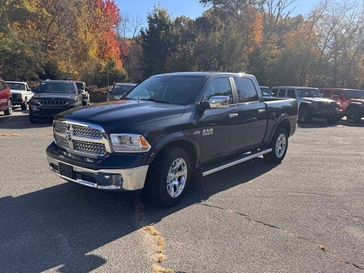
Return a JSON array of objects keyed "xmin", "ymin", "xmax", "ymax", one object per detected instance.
[{"xmin": 47, "ymin": 155, "xmax": 149, "ymax": 191}]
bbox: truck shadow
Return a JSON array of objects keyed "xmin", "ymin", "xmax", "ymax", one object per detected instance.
[
  {"xmin": 0, "ymin": 113, "xmax": 52, "ymax": 129},
  {"xmin": 298, "ymin": 118, "xmax": 364, "ymax": 128},
  {"xmin": 0, "ymin": 159, "xmax": 275, "ymax": 272}
]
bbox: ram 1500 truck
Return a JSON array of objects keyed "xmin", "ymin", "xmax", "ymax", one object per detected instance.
[{"xmin": 47, "ymin": 72, "xmax": 298, "ymax": 207}]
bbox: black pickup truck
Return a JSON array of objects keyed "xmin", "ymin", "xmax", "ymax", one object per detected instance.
[{"xmin": 47, "ymin": 72, "xmax": 298, "ymax": 207}]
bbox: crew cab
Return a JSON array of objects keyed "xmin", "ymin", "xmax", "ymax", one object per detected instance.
[
  {"xmin": 320, "ymin": 88, "xmax": 364, "ymax": 123},
  {"xmin": 29, "ymin": 80, "xmax": 83, "ymax": 123},
  {"xmin": 75, "ymin": 81, "xmax": 90, "ymax": 106},
  {"xmin": 272, "ymin": 86, "xmax": 343, "ymax": 124},
  {"xmin": 0, "ymin": 79, "xmax": 12, "ymax": 115},
  {"xmin": 5, "ymin": 81, "xmax": 34, "ymax": 110},
  {"xmin": 46, "ymin": 72, "xmax": 298, "ymax": 207}
]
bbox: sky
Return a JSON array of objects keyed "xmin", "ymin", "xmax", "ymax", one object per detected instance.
[{"xmin": 117, "ymin": 0, "xmax": 321, "ymax": 37}]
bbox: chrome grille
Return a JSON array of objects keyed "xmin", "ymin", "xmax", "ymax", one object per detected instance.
[
  {"xmin": 73, "ymin": 140, "xmax": 106, "ymax": 155},
  {"xmin": 40, "ymin": 99, "xmax": 68, "ymax": 106},
  {"xmin": 72, "ymin": 124, "xmax": 103, "ymax": 139},
  {"xmin": 53, "ymin": 120, "xmax": 110, "ymax": 158}
]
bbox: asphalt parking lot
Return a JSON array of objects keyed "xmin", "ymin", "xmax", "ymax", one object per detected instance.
[{"xmin": 0, "ymin": 110, "xmax": 363, "ymax": 273}]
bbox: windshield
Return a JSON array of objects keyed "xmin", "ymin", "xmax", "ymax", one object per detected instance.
[
  {"xmin": 112, "ymin": 85, "xmax": 134, "ymax": 96},
  {"xmin": 39, "ymin": 82, "xmax": 76, "ymax": 94},
  {"xmin": 125, "ymin": 75, "xmax": 206, "ymax": 105},
  {"xmin": 7, "ymin": 83, "xmax": 26, "ymax": 90},
  {"xmin": 75, "ymin": 82, "xmax": 85, "ymax": 91},
  {"xmin": 261, "ymin": 87, "xmax": 272, "ymax": 97},
  {"xmin": 345, "ymin": 90, "xmax": 364, "ymax": 99},
  {"xmin": 297, "ymin": 89, "xmax": 321, "ymax": 98}
]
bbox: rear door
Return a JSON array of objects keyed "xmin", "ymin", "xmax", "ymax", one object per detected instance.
[
  {"xmin": 197, "ymin": 77, "xmax": 239, "ymax": 164},
  {"xmin": 232, "ymin": 77, "xmax": 268, "ymax": 152}
]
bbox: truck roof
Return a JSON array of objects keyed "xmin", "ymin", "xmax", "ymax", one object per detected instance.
[
  {"xmin": 152, "ymin": 71, "xmax": 256, "ymax": 80},
  {"xmin": 5, "ymin": 81, "xmax": 27, "ymax": 84},
  {"xmin": 272, "ymin": 86, "xmax": 319, "ymax": 90},
  {"xmin": 320, "ymin": 88, "xmax": 364, "ymax": 92}
]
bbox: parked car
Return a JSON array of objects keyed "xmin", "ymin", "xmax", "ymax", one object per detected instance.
[
  {"xmin": 320, "ymin": 88, "xmax": 364, "ymax": 123},
  {"xmin": 260, "ymin": 86, "xmax": 273, "ymax": 98},
  {"xmin": 47, "ymin": 72, "xmax": 298, "ymax": 207},
  {"xmin": 0, "ymin": 79, "xmax": 12, "ymax": 115},
  {"xmin": 272, "ymin": 86, "xmax": 343, "ymax": 124},
  {"xmin": 107, "ymin": 83, "xmax": 137, "ymax": 101},
  {"xmin": 75, "ymin": 81, "xmax": 90, "ymax": 106},
  {"xmin": 29, "ymin": 80, "xmax": 82, "ymax": 123},
  {"xmin": 5, "ymin": 81, "xmax": 34, "ymax": 110}
]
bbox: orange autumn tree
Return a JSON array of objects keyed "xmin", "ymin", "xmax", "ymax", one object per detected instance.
[{"xmin": 94, "ymin": 0, "xmax": 123, "ymax": 70}]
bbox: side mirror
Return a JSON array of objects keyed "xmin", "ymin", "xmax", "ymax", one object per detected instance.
[
  {"xmin": 332, "ymin": 95, "xmax": 340, "ymax": 101},
  {"xmin": 208, "ymin": 96, "xmax": 231, "ymax": 109}
]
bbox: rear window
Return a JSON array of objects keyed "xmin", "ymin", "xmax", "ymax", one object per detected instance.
[
  {"xmin": 39, "ymin": 82, "xmax": 77, "ymax": 94},
  {"xmin": 234, "ymin": 77, "xmax": 259, "ymax": 102},
  {"xmin": 112, "ymin": 85, "xmax": 134, "ymax": 96}
]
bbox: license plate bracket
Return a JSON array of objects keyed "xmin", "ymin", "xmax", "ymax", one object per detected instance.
[{"xmin": 59, "ymin": 163, "xmax": 75, "ymax": 179}]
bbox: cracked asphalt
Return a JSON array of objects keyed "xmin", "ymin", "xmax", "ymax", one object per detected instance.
[{"xmin": 0, "ymin": 110, "xmax": 363, "ymax": 273}]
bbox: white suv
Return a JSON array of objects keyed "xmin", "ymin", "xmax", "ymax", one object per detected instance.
[{"xmin": 6, "ymin": 81, "xmax": 34, "ymax": 110}]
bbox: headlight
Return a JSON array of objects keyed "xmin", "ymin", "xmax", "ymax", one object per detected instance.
[{"xmin": 110, "ymin": 134, "xmax": 151, "ymax": 153}]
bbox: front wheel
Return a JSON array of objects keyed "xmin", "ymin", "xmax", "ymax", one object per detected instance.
[
  {"xmin": 4, "ymin": 100, "xmax": 12, "ymax": 115},
  {"xmin": 347, "ymin": 109, "xmax": 361, "ymax": 123},
  {"xmin": 299, "ymin": 110, "xmax": 312, "ymax": 124},
  {"xmin": 21, "ymin": 99, "xmax": 28, "ymax": 111},
  {"xmin": 263, "ymin": 127, "xmax": 288, "ymax": 164},
  {"xmin": 143, "ymin": 147, "xmax": 191, "ymax": 207}
]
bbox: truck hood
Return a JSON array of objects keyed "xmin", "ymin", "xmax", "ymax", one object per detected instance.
[
  {"xmin": 299, "ymin": 97, "xmax": 335, "ymax": 104},
  {"xmin": 32, "ymin": 93, "xmax": 78, "ymax": 100},
  {"xmin": 10, "ymin": 89, "xmax": 28, "ymax": 94},
  {"xmin": 57, "ymin": 100, "xmax": 186, "ymax": 132},
  {"xmin": 348, "ymin": 98, "xmax": 364, "ymax": 104}
]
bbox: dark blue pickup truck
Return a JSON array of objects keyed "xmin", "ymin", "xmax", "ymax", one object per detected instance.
[{"xmin": 47, "ymin": 72, "xmax": 298, "ymax": 207}]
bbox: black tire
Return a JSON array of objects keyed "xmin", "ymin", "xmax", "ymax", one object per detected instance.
[
  {"xmin": 347, "ymin": 109, "xmax": 361, "ymax": 124},
  {"xmin": 143, "ymin": 147, "xmax": 192, "ymax": 207},
  {"xmin": 263, "ymin": 127, "xmax": 289, "ymax": 164},
  {"xmin": 21, "ymin": 99, "xmax": 28, "ymax": 111},
  {"xmin": 29, "ymin": 115, "xmax": 37, "ymax": 123},
  {"xmin": 4, "ymin": 100, "xmax": 12, "ymax": 115},
  {"xmin": 326, "ymin": 117, "xmax": 340, "ymax": 125},
  {"xmin": 299, "ymin": 110, "xmax": 312, "ymax": 124}
]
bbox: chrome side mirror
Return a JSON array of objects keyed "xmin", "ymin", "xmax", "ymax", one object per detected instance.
[{"xmin": 208, "ymin": 96, "xmax": 231, "ymax": 109}]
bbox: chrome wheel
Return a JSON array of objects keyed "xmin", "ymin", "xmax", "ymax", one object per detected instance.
[
  {"xmin": 166, "ymin": 158, "xmax": 188, "ymax": 198},
  {"xmin": 275, "ymin": 133, "xmax": 287, "ymax": 158}
]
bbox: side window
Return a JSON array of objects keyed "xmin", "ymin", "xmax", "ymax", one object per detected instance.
[
  {"xmin": 272, "ymin": 88, "xmax": 279, "ymax": 97},
  {"xmin": 287, "ymin": 89, "xmax": 296, "ymax": 98},
  {"xmin": 278, "ymin": 89, "xmax": 286, "ymax": 97},
  {"xmin": 203, "ymin": 78, "xmax": 233, "ymax": 101},
  {"xmin": 234, "ymin": 77, "xmax": 259, "ymax": 102}
]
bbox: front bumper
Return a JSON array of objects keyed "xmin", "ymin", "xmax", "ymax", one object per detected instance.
[
  {"xmin": 47, "ymin": 154, "xmax": 149, "ymax": 191},
  {"xmin": 311, "ymin": 107, "xmax": 344, "ymax": 118},
  {"xmin": 29, "ymin": 106, "xmax": 73, "ymax": 118}
]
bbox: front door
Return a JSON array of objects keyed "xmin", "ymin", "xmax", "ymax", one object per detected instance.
[{"xmin": 197, "ymin": 77, "xmax": 240, "ymax": 165}]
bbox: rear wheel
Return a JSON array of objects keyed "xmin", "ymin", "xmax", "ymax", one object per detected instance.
[
  {"xmin": 327, "ymin": 117, "xmax": 340, "ymax": 124},
  {"xmin": 4, "ymin": 100, "xmax": 12, "ymax": 115},
  {"xmin": 143, "ymin": 147, "xmax": 191, "ymax": 207},
  {"xmin": 347, "ymin": 109, "xmax": 361, "ymax": 123},
  {"xmin": 264, "ymin": 127, "xmax": 289, "ymax": 164}
]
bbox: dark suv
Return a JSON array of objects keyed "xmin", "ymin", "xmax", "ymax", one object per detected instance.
[
  {"xmin": 272, "ymin": 86, "xmax": 343, "ymax": 124},
  {"xmin": 29, "ymin": 80, "xmax": 82, "ymax": 123}
]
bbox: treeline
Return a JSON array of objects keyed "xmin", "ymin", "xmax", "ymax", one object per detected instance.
[
  {"xmin": 130, "ymin": 0, "xmax": 364, "ymax": 89},
  {"xmin": 0, "ymin": 0, "xmax": 126, "ymax": 86},
  {"xmin": 1, "ymin": 0, "xmax": 364, "ymax": 89}
]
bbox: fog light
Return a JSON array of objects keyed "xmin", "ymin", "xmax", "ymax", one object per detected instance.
[{"xmin": 110, "ymin": 174, "xmax": 123, "ymax": 187}]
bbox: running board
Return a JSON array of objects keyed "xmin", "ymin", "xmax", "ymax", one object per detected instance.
[{"xmin": 202, "ymin": 149, "xmax": 272, "ymax": 177}]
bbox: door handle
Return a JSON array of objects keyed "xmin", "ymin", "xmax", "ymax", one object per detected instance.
[{"xmin": 229, "ymin": 113, "xmax": 239, "ymax": 118}]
